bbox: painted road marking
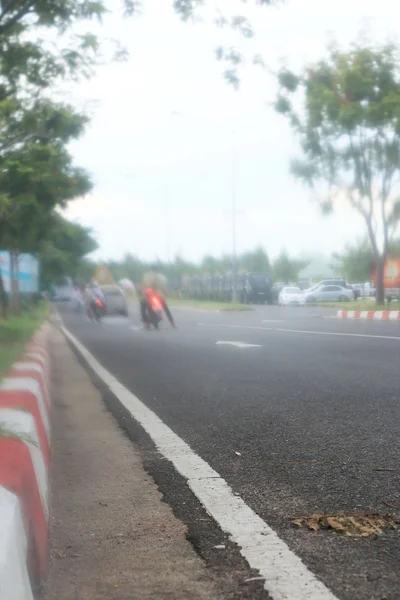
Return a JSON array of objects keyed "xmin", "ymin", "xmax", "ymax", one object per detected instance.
[
  {"xmin": 62, "ymin": 326, "xmax": 338, "ymax": 600},
  {"xmin": 200, "ymin": 323, "xmax": 400, "ymax": 341},
  {"xmin": 216, "ymin": 341, "xmax": 262, "ymax": 348},
  {"xmin": 262, "ymin": 319, "xmax": 285, "ymax": 323}
]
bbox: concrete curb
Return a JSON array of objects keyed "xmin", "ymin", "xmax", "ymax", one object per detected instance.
[
  {"xmin": 0, "ymin": 323, "xmax": 51, "ymax": 599},
  {"xmin": 337, "ymin": 310, "xmax": 400, "ymax": 320}
]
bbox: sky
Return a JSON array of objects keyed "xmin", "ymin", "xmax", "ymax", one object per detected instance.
[{"xmin": 63, "ymin": 0, "xmax": 399, "ymax": 263}]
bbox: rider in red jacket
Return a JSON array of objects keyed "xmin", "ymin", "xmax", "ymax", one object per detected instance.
[{"xmin": 143, "ymin": 287, "xmax": 176, "ymax": 328}]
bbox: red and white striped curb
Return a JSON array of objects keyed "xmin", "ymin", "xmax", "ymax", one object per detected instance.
[
  {"xmin": 337, "ymin": 310, "xmax": 400, "ymax": 320},
  {"xmin": 0, "ymin": 322, "xmax": 50, "ymax": 599}
]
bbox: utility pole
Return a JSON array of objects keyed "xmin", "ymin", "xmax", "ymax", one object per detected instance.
[
  {"xmin": 164, "ymin": 185, "xmax": 171, "ymax": 263},
  {"xmin": 231, "ymin": 128, "xmax": 238, "ymax": 303}
]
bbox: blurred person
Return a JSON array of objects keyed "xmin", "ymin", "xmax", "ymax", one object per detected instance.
[
  {"xmin": 142, "ymin": 271, "xmax": 176, "ymax": 328},
  {"xmin": 137, "ymin": 284, "xmax": 151, "ymax": 329}
]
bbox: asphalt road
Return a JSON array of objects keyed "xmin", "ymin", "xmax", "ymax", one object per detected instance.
[{"xmin": 59, "ymin": 302, "xmax": 400, "ymax": 600}]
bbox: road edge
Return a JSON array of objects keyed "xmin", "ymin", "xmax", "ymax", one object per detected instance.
[
  {"xmin": 60, "ymin": 324, "xmax": 339, "ymax": 600},
  {"xmin": 0, "ymin": 322, "xmax": 51, "ymax": 600}
]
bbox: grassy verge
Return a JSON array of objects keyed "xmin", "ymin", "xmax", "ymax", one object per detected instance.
[
  {"xmin": 0, "ymin": 303, "xmax": 49, "ymax": 379},
  {"xmin": 168, "ymin": 298, "xmax": 253, "ymax": 311},
  {"xmin": 309, "ymin": 300, "xmax": 400, "ymax": 310}
]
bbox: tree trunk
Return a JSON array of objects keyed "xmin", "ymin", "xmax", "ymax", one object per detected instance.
[
  {"xmin": 9, "ymin": 250, "xmax": 21, "ymax": 315},
  {"xmin": 0, "ymin": 270, "xmax": 7, "ymax": 319},
  {"xmin": 375, "ymin": 256, "xmax": 385, "ymax": 305}
]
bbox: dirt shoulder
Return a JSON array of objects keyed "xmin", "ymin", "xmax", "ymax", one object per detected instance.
[{"xmin": 46, "ymin": 328, "xmax": 222, "ymax": 600}]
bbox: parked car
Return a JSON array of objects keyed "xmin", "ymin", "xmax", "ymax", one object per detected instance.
[
  {"xmin": 278, "ymin": 286, "xmax": 304, "ymax": 306},
  {"xmin": 304, "ymin": 285, "xmax": 353, "ymax": 303},
  {"xmin": 351, "ymin": 283, "xmax": 374, "ymax": 298},
  {"xmin": 241, "ymin": 272, "xmax": 273, "ymax": 304},
  {"xmin": 305, "ymin": 279, "xmax": 356, "ymax": 299}
]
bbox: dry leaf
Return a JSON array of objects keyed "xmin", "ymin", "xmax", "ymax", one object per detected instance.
[
  {"xmin": 292, "ymin": 518, "xmax": 303, "ymax": 528},
  {"xmin": 308, "ymin": 514, "xmax": 321, "ymax": 531},
  {"xmin": 292, "ymin": 513, "xmax": 399, "ymax": 537},
  {"xmin": 326, "ymin": 517, "xmax": 345, "ymax": 531}
]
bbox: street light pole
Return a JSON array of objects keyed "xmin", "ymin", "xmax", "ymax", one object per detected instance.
[
  {"xmin": 164, "ymin": 185, "xmax": 171, "ymax": 263},
  {"xmin": 231, "ymin": 128, "xmax": 238, "ymax": 304},
  {"xmin": 170, "ymin": 111, "xmax": 239, "ymax": 302}
]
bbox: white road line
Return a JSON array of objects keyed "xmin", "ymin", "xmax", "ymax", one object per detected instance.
[
  {"xmin": 262, "ymin": 319, "xmax": 285, "ymax": 323},
  {"xmin": 216, "ymin": 341, "xmax": 262, "ymax": 348},
  {"xmin": 200, "ymin": 323, "xmax": 400, "ymax": 341},
  {"xmin": 61, "ymin": 325, "xmax": 338, "ymax": 600},
  {"xmin": 276, "ymin": 328, "xmax": 400, "ymax": 340}
]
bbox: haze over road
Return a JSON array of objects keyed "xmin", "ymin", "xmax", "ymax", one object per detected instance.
[{"xmin": 60, "ymin": 303, "xmax": 400, "ymax": 600}]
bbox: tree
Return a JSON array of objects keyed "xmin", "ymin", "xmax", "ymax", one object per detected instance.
[
  {"xmin": 39, "ymin": 214, "xmax": 98, "ymax": 288},
  {"xmin": 0, "ymin": 100, "xmax": 92, "ymax": 312},
  {"xmin": 333, "ymin": 237, "xmax": 400, "ymax": 283},
  {"xmin": 272, "ymin": 251, "xmax": 307, "ymax": 283},
  {"xmin": 123, "ymin": 0, "xmax": 279, "ymax": 87},
  {"xmin": 276, "ymin": 41, "xmax": 400, "ymax": 303},
  {"xmin": 239, "ymin": 246, "xmax": 270, "ymax": 273},
  {"xmin": 332, "ymin": 240, "xmax": 374, "ymax": 283},
  {"xmin": 0, "ymin": 1, "xmax": 109, "ymax": 98}
]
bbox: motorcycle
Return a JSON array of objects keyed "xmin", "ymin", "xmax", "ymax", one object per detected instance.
[
  {"xmin": 148, "ymin": 294, "xmax": 163, "ymax": 329},
  {"xmin": 91, "ymin": 297, "xmax": 106, "ymax": 322}
]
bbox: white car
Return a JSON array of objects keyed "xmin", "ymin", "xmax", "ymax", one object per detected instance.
[
  {"xmin": 304, "ymin": 284, "xmax": 353, "ymax": 303},
  {"xmin": 278, "ymin": 286, "xmax": 305, "ymax": 306}
]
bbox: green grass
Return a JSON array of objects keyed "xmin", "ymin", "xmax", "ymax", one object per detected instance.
[
  {"xmin": 0, "ymin": 303, "xmax": 49, "ymax": 379},
  {"xmin": 310, "ymin": 300, "xmax": 400, "ymax": 310},
  {"xmin": 168, "ymin": 298, "xmax": 253, "ymax": 312}
]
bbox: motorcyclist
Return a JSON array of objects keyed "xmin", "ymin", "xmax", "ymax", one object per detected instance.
[
  {"xmin": 141, "ymin": 271, "xmax": 176, "ymax": 328},
  {"xmin": 85, "ymin": 281, "xmax": 106, "ymax": 320}
]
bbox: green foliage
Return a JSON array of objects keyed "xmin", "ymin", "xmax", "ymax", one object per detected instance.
[
  {"xmin": 0, "ymin": 101, "xmax": 92, "ymax": 254},
  {"xmin": 39, "ymin": 214, "xmax": 98, "ymax": 287},
  {"xmin": 171, "ymin": 0, "xmax": 280, "ymax": 87},
  {"xmin": 332, "ymin": 240, "xmax": 374, "ymax": 282},
  {"xmin": 0, "ymin": 302, "xmax": 48, "ymax": 377},
  {"xmin": 272, "ymin": 250, "xmax": 307, "ymax": 283},
  {"xmin": 0, "ymin": 1, "xmax": 110, "ymax": 105},
  {"xmin": 276, "ymin": 39, "xmax": 400, "ymax": 302},
  {"xmin": 240, "ymin": 246, "xmax": 271, "ymax": 272},
  {"xmin": 98, "ymin": 246, "xmax": 274, "ymax": 287},
  {"xmin": 333, "ymin": 237, "xmax": 400, "ymax": 282}
]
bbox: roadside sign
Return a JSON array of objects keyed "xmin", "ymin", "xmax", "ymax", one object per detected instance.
[{"xmin": 94, "ymin": 265, "xmax": 114, "ymax": 285}]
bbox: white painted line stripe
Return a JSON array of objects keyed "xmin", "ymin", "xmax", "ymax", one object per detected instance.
[
  {"xmin": 61, "ymin": 326, "xmax": 338, "ymax": 600},
  {"xmin": 200, "ymin": 323, "xmax": 400, "ymax": 341},
  {"xmin": 216, "ymin": 341, "xmax": 262, "ymax": 348},
  {"xmin": 0, "ymin": 409, "xmax": 48, "ymax": 519},
  {"xmin": 0, "ymin": 487, "xmax": 33, "ymax": 600},
  {"xmin": 276, "ymin": 328, "xmax": 400, "ymax": 341},
  {"xmin": 0, "ymin": 378, "xmax": 50, "ymax": 440},
  {"xmin": 262, "ymin": 319, "xmax": 285, "ymax": 323}
]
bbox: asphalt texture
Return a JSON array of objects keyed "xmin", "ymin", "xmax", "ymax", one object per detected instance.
[{"xmin": 58, "ymin": 302, "xmax": 400, "ymax": 600}]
